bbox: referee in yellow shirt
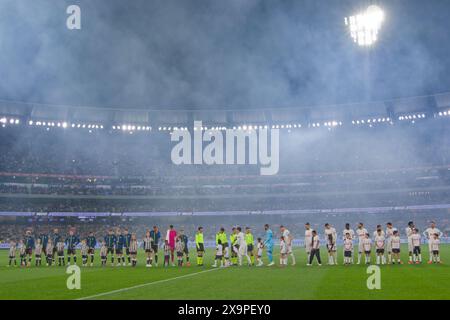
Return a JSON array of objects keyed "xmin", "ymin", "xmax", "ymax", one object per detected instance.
[{"xmin": 195, "ymin": 227, "xmax": 205, "ymax": 266}]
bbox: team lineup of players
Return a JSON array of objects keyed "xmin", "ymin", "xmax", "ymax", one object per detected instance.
[{"xmin": 6, "ymin": 220, "xmax": 444, "ymax": 268}]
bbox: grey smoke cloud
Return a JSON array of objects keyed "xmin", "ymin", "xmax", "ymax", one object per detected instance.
[{"xmin": 0, "ymin": 0, "xmax": 449, "ymax": 110}]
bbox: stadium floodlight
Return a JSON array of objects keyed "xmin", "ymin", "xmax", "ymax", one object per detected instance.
[{"xmin": 345, "ymin": 5, "xmax": 384, "ymax": 46}]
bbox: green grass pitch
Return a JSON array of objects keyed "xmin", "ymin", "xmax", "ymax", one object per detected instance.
[{"xmin": 0, "ymin": 245, "xmax": 448, "ymax": 300}]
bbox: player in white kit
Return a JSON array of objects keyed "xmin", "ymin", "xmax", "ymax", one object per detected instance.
[
  {"xmin": 279, "ymin": 236, "xmax": 288, "ymax": 266},
  {"xmin": 236, "ymin": 227, "xmax": 251, "ymax": 266},
  {"xmin": 356, "ymin": 223, "xmax": 368, "ymax": 264},
  {"xmin": 281, "ymin": 225, "xmax": 295, "ymax": 266},
  {"xmin": 390, "ymin": 230, "xmax": 402, "ymax": 264},
  {"xmin": 324, "ymin": 223, "xmax": 337, "ymax": 265},
  {"xmin": 405, "ymin": 221, "xmax": 415, "ymax": 264},
  {"xmin": 423, "ymin": 221, "xmax": 443, "ymax": 264},
  {"xmin": 372, "ymin": 225, "xmax": 385, "ymax": 238},
  {"xmin": 362, "ymin": 233, "xmax": 372, "ymax": 265},
  {"xmin": 256, "ymin": 238, "xmax": 264, "ymax": 267},
  {"xmin": 304, "ymin": 223, "xmax": 313, "ymax": 264},
  {"xmin": 411, "ymin": 228, "xmax": 422, "ymax": 264},
  {"xmin": 342, "ymin": 223, "xmax": 355, "ymax": 263},
  {"xmin": 374, "ymin": 229, "xmax": 386, "ymax": 265},
  {"xmin": 343, "ymin": 233, "xmax": 353, "ymax": 265},
  {"xmin": 430, "ymin": 233, "xmax": 441, "ymax": 263},
  {"xmin": 385, "ymin": 222, "xmax": 397, "ymax": 264}
]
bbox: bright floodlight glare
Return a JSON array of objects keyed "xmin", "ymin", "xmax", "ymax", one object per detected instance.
[{"xmin": 345, "ymin": 5, "xmax": 384, "ymax": 47}]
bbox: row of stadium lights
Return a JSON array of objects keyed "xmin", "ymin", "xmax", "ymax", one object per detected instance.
[
  {"xmin": 28, "ymin": 120, "xmax": 104, "ymax": 132},
  {"xmin": 112, "ymin": 125, "xmax": 152, "ymax": 132},
  {"xmin": 438, "ymin": 110, "xmax": 450, "ymax": 117},
  {"xmin": 398, "ymin": 113, "xmax": 426, "ymax": 122},
  {"xmin": 1, "ymin": 111, "xmax": 449, "ymax": 132},
  {"xmin": 352, "ymin": 117, "xmax": 392, "ymax": 126},
  {"xmin": 158, "ymin": 122, "xmax": 344, "ymax": 132},
  {"xmin": 0, "ymin": 117, "xmax": 20, "ymax": 127}
]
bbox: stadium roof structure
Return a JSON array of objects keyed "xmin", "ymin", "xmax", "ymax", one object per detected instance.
[{"xmin": 1, "ymin": 92, "xmax": 450, "ymax": 128}]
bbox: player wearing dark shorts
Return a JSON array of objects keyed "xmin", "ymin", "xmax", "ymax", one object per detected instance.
[
  {"xmin": 65, "ymin": 231, "xmax": 80, "ymax": 265},
  {"xmin": 123, "ymin": 229, "xmax": 132, "ymax": 265},
  {"xmin": 51, "ymin": 230, "xmax": 61, "ymax": 260},
  {"xmin": 24, "ymin": 232, "xmax": 35, "ymax": 267},
  {"xmin": 143, "ymin": 232, "xmax": 154, "ymax": 267},
  {"xmin": 116, "ymin": 230, "xmax": 126, "ymax": 266},
  {"xmin": 179, "ymin": 230, "xmax": 190, "ymax": 266},
  {"xmin": 195, "ymin": 227, "xmax": 205, "ymax": 266},
  {"xmin": 104, "ymin": 230, "xmax": 117, "ymax": 266},
  {"xmin": 150, "ymin": 226, "xmax": 161, "ymax": 265},
  {"xmin": 86, "ymin": 232, "xmax": 97, "ymax": 266},
  {"xmin": 39, "ymin": 233, "xmax": 49, "ymax": 259}
]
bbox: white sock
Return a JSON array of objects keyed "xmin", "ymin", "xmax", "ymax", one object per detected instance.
[{"xmin": 290, "ymin": 253, "xmax": 296, "ymax": 264}]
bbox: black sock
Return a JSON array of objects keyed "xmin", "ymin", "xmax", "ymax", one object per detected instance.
[
  {"xmin": 112, "ymin": 257, "xmax": 114, "ymax": 263},
  {"xmin": 155, "ymin": 254, "xmax": 158, "ymax": 263},
  {"xmin": 128, "ymin": 256, "xmax": 131, "ymax": 263},
  {"xmin": 68, "ymin": 257, "xmax": 71, "ymax": 263},
  {"xmin": 73, "ymin": 256, "xmax": 77, "ymax": 263},
  {"xmin": 91, "ymin": 255, "xmax": 94, "ymax": 263},
  {"xmin": 186, "ymin": 256, "xmax": 190, "ymax": 262}
]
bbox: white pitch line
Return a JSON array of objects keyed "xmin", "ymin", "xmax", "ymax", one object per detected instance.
[{"xmin": 76, "ymin": 268, "xmax": 219, "ymax": 300}]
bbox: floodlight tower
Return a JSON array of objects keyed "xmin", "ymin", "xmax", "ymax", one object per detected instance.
[{"xmin": 345, "ymin": 1, "xmax": 385, "ymax": 102}]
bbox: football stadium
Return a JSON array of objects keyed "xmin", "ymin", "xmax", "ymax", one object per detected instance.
[{"xmin": 0, "ymin": 0, "xmax": 450, "ymax": 303}]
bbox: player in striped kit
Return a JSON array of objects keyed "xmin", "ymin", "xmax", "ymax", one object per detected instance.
[
  {"xmin": 230, "ymin": 227, "xmax": 238, "ymax": 266},
  {"xmin": 143, "ymin": 231, "xmax": 154, "ymax": 267},
  {"xmin": 356, "ymin": 223, "xmax": 368, "ymax": 264},
  {"xmin": 423, "ymin": 221, "xmax": 443, "ymax": 264},
  {"xmin": 324, "ymin": 223, "xmax": 337, "ymax": 265},
  {"xmin": 8, "ymin": 240, "xmax": 17, "ymax": 267},
  {"xmin": 390, "ymin": 230, "xmax": 402, "ymax": 264},
  {"xmin": 411, "ymin": 228, "xmax": 422, "ymax": 264},
  {"xmin": 343, "ymin": 233, "xmax": 353, "ymax": 265},
  {"xmin": 35, "ymin": 239, "xmax": 43, "ymax": 267},
  {"xmin": 80, "ymin": 239, "xmax": 89, "ymax": 267},
  {"xmin": 281, "ymin": 225, "xmax": 295, "ymax": 266},
  {"xmin": 374, "ymin": 229, "xmax": 386, "ymax": 265},
  {"xmin": 46, "ymin": 239, "xmax": 54, "ymax": 266},
  {"xmin": 18, "ymin": 240, "xmax": 26, "ymax": 267},
  {"xmin": 175, "ymin": 236, "xmax": 185, "ymax": 267},
  {"xmin": 163, "ymin": 240, "xmax": 171, "ymax": 267},
  {"xmin": 406, "ymin": 221, "xmax": 415, "ymax": 264},
  {"xmin": 129, "ymin": 234, "xmax": 138, "ymax": 267},
  {"xmin": 385, "ymin": 222, "xmax": 397, "ymax": 264},
  {"xmin": 56, "ymin": 239, "xmax": 65, "ymax": 266},
  {"xmin": 100, "ymin": 241, "xmax": 108, "ymax": 267},
  {"xmin": 304, "ymin": 223, "xmax": 313, "ymax": 264}
]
